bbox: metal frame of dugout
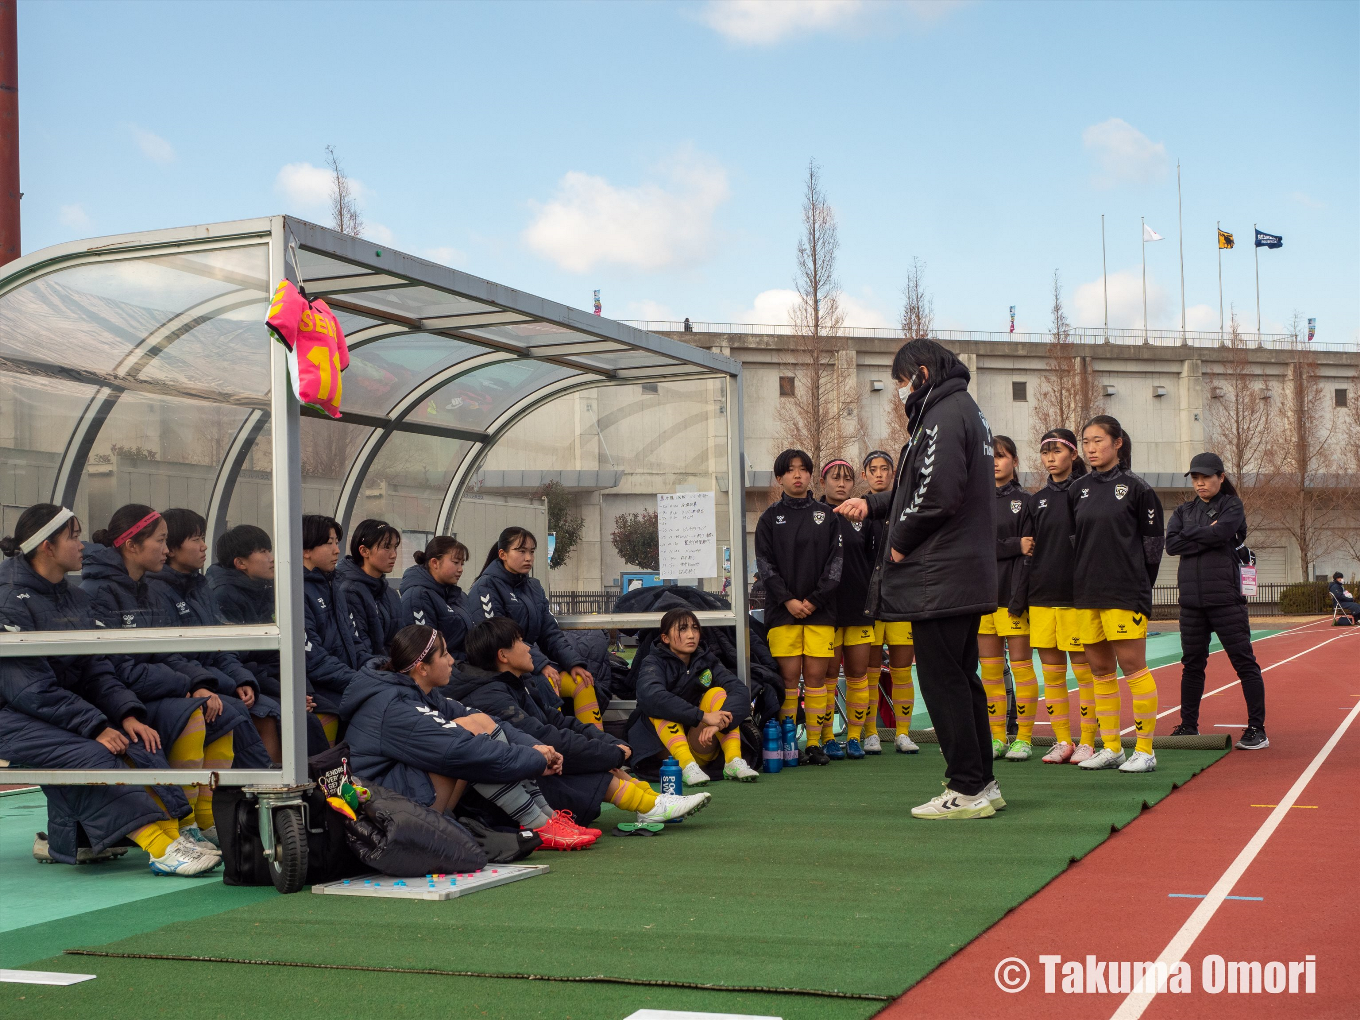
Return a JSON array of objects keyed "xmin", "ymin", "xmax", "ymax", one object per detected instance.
[{"xmin": 0, "ymin": 215, "xmax": 749, "ymax": 888}]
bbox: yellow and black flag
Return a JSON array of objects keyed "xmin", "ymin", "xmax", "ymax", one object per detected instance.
[{"xmin": 1218, "ymin": 229, "xmax": 1235, "ymax": 249}]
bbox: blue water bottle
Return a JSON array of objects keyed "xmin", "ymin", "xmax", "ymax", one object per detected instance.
[
  {"xmin": 762, "ymin": 719, "xmax": 783, "ymax": 773},
  {"xmin": 659, "ymin": 757, "xmax": 683, "ymax": 796},
  {"xmin": 782, "ymin": 717, "xmax": 799, "ymax": 768}
]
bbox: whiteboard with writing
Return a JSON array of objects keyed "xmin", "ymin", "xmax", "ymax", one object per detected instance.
[{"xmin": 658, "ymin": 491, "xmax": 717, "ymax": 579}]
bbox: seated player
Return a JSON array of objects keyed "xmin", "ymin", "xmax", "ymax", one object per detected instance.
[
  {"xmin": 336, "ymin": 518, "xmax": 402, "ymax": 658},
  {"xmin": 300, "ymin": 514, "xmax": 369, "ymax": 745},
  {"xmin": 399, "ymin": 536, "xmax": 472, "ymax": 658},
  {"xmin": 457, "ymin": 617, "xmax": 711, "ymax": 825},
  {"xmin": 339, "ymin": 624, "xmax": 599, "ymax": 850},
  {"xmin": 628, "ymin": 608, "xmax": 758, "ymax": 785}
]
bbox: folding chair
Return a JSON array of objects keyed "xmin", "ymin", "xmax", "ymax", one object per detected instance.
[{"xmin": 1332, "ymin": 590, "xmax": 1357, "ymax": 627}]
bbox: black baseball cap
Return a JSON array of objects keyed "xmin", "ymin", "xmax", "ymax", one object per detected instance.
[{"xmin": 1185, "ymin": 452, "xmax": 1224, "ymax": 476}]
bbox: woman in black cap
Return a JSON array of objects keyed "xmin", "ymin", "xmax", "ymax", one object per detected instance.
[{"xmin": 1165, "ymin": 452, "xmax": 1267, "ymax": 749}]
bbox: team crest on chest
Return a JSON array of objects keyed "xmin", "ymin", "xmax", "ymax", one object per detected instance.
[
  {"xmin": 1037, "ymin": 498, "xmax": 1048, "ymax": 509},
  {"xmin": 812, "ymin": 510, "xmax": 826, "ymax": 525},
  {"xmin": 850, "ymin": 521, "xmax": 862, "ymax": 532},
  {"xmin": 1010, "ymin": 500, "xmax": 1022, "ymax": 514},
  {"xmin": 1114, "ymin": 484, "xmax": 1129, "ymax": 500}
]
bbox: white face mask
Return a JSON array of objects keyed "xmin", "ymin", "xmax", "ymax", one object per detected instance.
[{"xmin": 897, "ymin": 386, "xmax": 912, "ymax": 404}]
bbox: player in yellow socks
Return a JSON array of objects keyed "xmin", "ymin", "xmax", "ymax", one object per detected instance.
[
  {"xmin": 1025, "ymin": 429, "xmax": 1093, "ymax": 763},
  {"xmin": 1071, "ymin": 416, "xmax": 1165, "ymax": 773},
  {"xmin": 755, "ymin": 449, "xmax": 843, "ymax": 766},
  {"xmin": 983, "ymin": 437, "xmax": 1038, "ymax": 761},
  {"xmin": 821, "ymin": 458, "xmax": 876, "ymax": 759}
]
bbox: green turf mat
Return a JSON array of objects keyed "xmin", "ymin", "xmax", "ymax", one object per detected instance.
[{"xmin": 59, "ymin": 749, "xmax": 1226, "ymax": 1002}]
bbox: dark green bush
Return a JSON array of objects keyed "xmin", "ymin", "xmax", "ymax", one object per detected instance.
[{"xmin": 1279, "ymin": 581, "xmax": 1330, "ymax": 615}]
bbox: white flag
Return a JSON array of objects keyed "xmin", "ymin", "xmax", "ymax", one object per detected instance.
[{"xmin": 1143, "ymin": 223, "xmax": 1164, "ymax": 242}]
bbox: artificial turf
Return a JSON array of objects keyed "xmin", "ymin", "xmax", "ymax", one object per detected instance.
[{"xmin": 5, "ymin": 746, "xmax": 1227, "ymax": 1018}]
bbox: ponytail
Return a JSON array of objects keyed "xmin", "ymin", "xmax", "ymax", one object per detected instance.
[
  {"xmin": 1, "ymin": 503, "xmax": 81, "ymax": 560},
  {"xmin": 1082, "ymin": 415, "xmax": 1132, "ymax": 471},
  {"xmin": 480, "ymin": 526, "xmax": 537, "ymax": 577},
  {"xmin": 413, "ymin": 535, "xmax": 468, "ymax": 567}
]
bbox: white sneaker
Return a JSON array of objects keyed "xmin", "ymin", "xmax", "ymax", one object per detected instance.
[
  {"xmin": 911, "ymin": 786, "xmax": 996, "ymax": 820},
  {"xmin": 680, "ymin": 762, "xmax": 711, "ymax": 787},
  {"xmin": 722, "ymin": 757, "xmax": 759, "ymax": 782},
  {"xmin": 1042, "ymin": 741, "xmax": 1075, "ymax": 764},
  {"xmin": 199, "ymin": 825, "xmax": 220, "ymax": 848},
  {"xmin": 1118, "ymin": 750, "xmax": 1157, "ymax": 773},
  {"xmin": 149, "ymin": 836, "xmax": 223, "ymax": 876},
  {"xmin": 1078, "ymin": 747, "xmax": 1127, "ymax": 770},
  {"xmin": 638, "ymin": 791, "xmax": 712, "ymax": 824},
  {"xmin": 981, "ymin": 779, "xmax": 1006, "ymax": 810},
  {"xmin": 178, "ymin": 825, "xmax": 222, "ymax": 856},
  {"xmin": 1068, "ymin": 743, "xmax": 1096, "ymax": 765},
  {"xmin": 862, "ymin": 734, "xmax": 882, "ymax": 754},
  {"xmin": 895, "ymin": 732, "xmax": 919, "ymax": 754}
]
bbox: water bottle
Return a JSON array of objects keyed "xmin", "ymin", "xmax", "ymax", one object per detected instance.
[
  {"xmin": 782, "ymin": 717, "xmax": 799, "ymax": 768},
  {"xmin": 659, "ymin": 757, "xmax": 683, "ymax": 796},
  {"xmin": 762, "ymin": 719, "xmax": 783, "ymax": 773}
]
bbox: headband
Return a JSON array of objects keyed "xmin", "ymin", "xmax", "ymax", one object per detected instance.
[
  {"xmin": 19, "ymin": 507, "xmax": 75, "ymax": 555},
  {"xmin": 1040, "ymin": 435, "xmax": 1078, "ymax": 452},
  {"xmin": 112, "ymin": 511, "xmax": 162, "ymax": 548},
  {"xmin": 399, "ymin": 631, "xmax": 440, "ymax": 673},
  {"xmin": 820, "ymin": 459, "xmax": 854, "ymax": 479},
  {"xmin": 862, "ymin": 450, "xmax": 894, "ymax": 469}
]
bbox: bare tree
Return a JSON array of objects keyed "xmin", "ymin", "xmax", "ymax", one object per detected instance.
[
  {"xmin": 326, "ymin": 145, "xmax": 364, "ymax": 238},
  {"xmin": 1204, "ymin": 306, "xmax": 1271, "ymax": 513},
  {"xmin": 900, "ymin": 257, "xmax": 934, "ymax": 339},
  {"xmin": 1028, "ymin": 270, "xmax": 1104, "ymax": 477},
  {"xmin": 775, "ymin": 160, "xmax": 859, "ymax": 481},
  {"xmin": 1335, "ymin": 362, "xmax": 1360, "ymax": 566}
]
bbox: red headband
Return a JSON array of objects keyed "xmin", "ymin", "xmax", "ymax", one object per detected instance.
[
  {"xmin": 821, "ymin": 459, "xmax": 854, "ymax": 479},
  {"xmin": 400, "ymin": 631, "xmax": 440, "ymax": 673},
  {"xmin": 112, "ymin": 511, "xmax": 161, "ymax": 548}
]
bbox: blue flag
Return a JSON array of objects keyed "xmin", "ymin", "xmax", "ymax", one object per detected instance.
[{"xmin": 1255, "ymin": 229, "xmax": 1282, "ymax": 249}]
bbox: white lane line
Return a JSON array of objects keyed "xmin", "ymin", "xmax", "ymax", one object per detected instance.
[
  {"xmin": 1119, "ymin": 630, "xmax": 1357, "ymax": 735},
  {"xmin": 1108, "ymin": 696, "xmax": 1360, "ymax": 1019}
]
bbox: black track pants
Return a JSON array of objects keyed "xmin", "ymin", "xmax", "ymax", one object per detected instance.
[
  {"xmin": 912, "ymin": 614, "xmax": 993, "ymax": 797},
  {"xmin": 1179, "ymin": 602, "xmax": 1266, "ymax": 731}
]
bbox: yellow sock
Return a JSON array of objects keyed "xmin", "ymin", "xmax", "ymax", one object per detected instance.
[
  {"xmin": 803, "ymin": 685, "xmax": 826, "ymax": 747},
  {"xmin": 168, "ymin": 708, "xmax": 206, "ymax": 821},
  {"xmin": 652, "ymin": 718, "xmax": 697, "ymax": 768},
  {"xmin": 147, "ymin": 793, "xmax": 179, "ymax": 841},
  {"xmin": 1042, "ymin": 664, "xmax": 1073, "ymax": 745},
  {"xmin": 822, "ymin": 681, "xmax": 838, "ymax": 743},
  {"xmin": 1094, "ymin": 672, "xmax": 1122, "ymax": 753},
  {"xmin": 889, "ymin": 666, "xmax": 914, "ymax": 734},
  {"xmin": 131, "ymin": 821, "xmax": 177, "ymax": 859},
  {"xmin": 980, "ymin": 657, "xmax": 1007, "ymax": 741},
  {"xmin": 845, "ymin": 676, "xmax": 870, "ymax": 740},
  {"xmin": 1125, "ymin": 667, "xmax": 1158, "ymax": 755},
  {"xmin": 780, "ymin": 685, "xmax": 799, "ymax": 723},
  {"xmin": 194, "ymin": 732, "xmax": 234, "ymax": 830},
  {"xmin": 316, "ymin": 713, "xmax": 340, "ymax": 745},
  {"xmin": 1073, "ymin": 662, "xmax": 1097, "ymax": 747},
  {"xmin": 1011, "ymin": 658, "xmax": 1038, "ymax": 743},
  {"xmin": 560, "ymin": 672, "xmax": 603, "ymax": 730},
  {"xmin": 864, "ymin": 671, "xmax": 880, "ymax": 737},
  {"xmin": 698, "ymin": 688, "xmax": 742, "ymax": 762},
  {"xmin": 606, "ymin": 776, "xmax": 658, "ymax": 814}
]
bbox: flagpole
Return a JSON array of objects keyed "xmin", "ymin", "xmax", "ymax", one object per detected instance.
[
  {"xmin": 1217, "ymin": 220, "xmax": 1224, "ymax": 340},
  {"xmin": 1101, "ymin": 213, "xmax": 1108, "ymax": 340},
  {"xmin": 1253, "ymin": 222, "xmax": 1261, "ymax": 335},
  {"xmin": 1177, "ymin": 161, "xmax": 1186, "ymax": 342},
  {"xmin": 1141, "ymin": 215, "xmax": 1148, "ymax": 342}
]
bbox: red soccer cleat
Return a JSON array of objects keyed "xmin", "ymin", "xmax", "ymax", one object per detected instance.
[
  {"xmin": 557, "ymin": 810, "xmax": 602, "ymax": 838},
  {"xmin": 533, "ymin": 812, "xmax": 595, "ymax": 851}
]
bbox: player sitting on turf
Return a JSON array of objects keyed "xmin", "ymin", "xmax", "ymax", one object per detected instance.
[
  {"xmin": 457, "ymin": 617, "xmax": 711, "ymax": 825},
  {"xmin": 627, "ymin": 607, "xmax": 759, "ymax": 786}
]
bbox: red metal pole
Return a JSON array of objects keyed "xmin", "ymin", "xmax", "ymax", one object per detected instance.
[{"xmin": 0, "ymin": 0, "xmax": 18, "ymax": 267}]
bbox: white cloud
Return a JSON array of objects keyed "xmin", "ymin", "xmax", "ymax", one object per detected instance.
[
  {"xmin": 131, "ymin": 125, "xmax": 175, "ymax": 164},
  {"xmin": 1289, "ymin": 191, "xmax": 1325, "ymax": 210},
  {"xmin": 1186, "ymin": 304, "xmax": 1219, "ymax": 331},
  {"xmin": 58, "ymin": 203, "xmax": 91, "ymax": 229},
  {"xmin": 275, "ymin": 161, "xmax": 368, "ymax": 210},
  {"xmin": 1072, "ymin": 268, "xmax": 1168, "ymax": 328},
  {"xmin": 365, "ymin": 222, "xmax": 395, "ymax": 246},
  {"xmin": 425, "ymin": 246, "xmax": 467, "ymax": 267},
  {"xmin": 839, "ymin": 294, "xmax": 893, "ymax": 329},
  {"xmin": 1082, "ymin": 118, "xmax": 1168, "ymax": 188},
  {"xmin": 734, "ymin": 288, "xmax": 890, "ymax": 329},
  {"xmin": 628, "ymin": 300, "xmax": 676, "ymax": 321},
  {"xmin": 524, "ymin": 151, "xmax": 729, "ymax": 273},
  {"xmin": 701, "ymin": 0, "xmax": 862, "ymax": 45}
]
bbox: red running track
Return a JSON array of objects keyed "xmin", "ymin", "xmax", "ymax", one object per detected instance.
[{"xmin": 877, "ymin": 619, "xmax": 1359, "ymax": 1020}]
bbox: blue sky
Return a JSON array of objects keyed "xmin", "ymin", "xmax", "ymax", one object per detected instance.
[{"xmin": 17, "ymin": 0, "xmax": 1359, "ymax": 341}]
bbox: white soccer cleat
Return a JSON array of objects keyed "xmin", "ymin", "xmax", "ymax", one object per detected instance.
[
  {"xmin": 1118, "ymin": 750, "xmax": 1157, "ymax": 773},
  {"xmin": 680, "ymin": 761, "xmax": 711, "ymax": 787},
  {"xmin": 638, "ymin": 791, "xmax": 712, "ymax": 824},
  {"xmin": 911, "ymin": 786, "xmax": 996, "ymax": 820},
  {"xmin": 149, "ymin": 837, "xmax": 223, "ymax": 877},
  {"xmin": 981, "ymin": 779, "xmax": 1006, "ymax": 810},
  {"xmin": 1068, "ymin": 743, "xmax": 1096, "ymax": 765},
  {"xmin": 1042, "ymin": 741, "xmax": 1075, "ymax": 764},
  {"xmin": 722, "ymin": 757, "xmax": 759, "ymax": 782},
  {"xmin": 895, "ymin": 732, "xmax": 919, "ymax": 754},
  {"xmin": 1078, "ymin": 747, "xmax": 1127, "ymax": 770},
  {"xmin": 178, "ymin": 824, "xmax": 222, "ymax": 856},
  {"xmin": 861, "ymin": 734, "xmax": 882, "ymax": 754}
]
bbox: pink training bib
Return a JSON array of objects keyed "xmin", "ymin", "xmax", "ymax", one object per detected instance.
[{"xmin": 266, "ymin": 280, "xmax": 350, "ymax": 419}]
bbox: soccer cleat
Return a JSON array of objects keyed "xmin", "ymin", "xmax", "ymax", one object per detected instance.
[
  {"xmin": 1068, "ymin": 743, "xmax": 1096, "ymax": 764},
  {"xmin": 1078, "ymin": 747, "xmax": 1127, "ymax": 770},
  {"xmin": 844, "ymin": 738, "xmax": 866, "ymax": 760},
  {"xmin": 1118, "ymin": 750, "xmax": 1157, "ymax": 773},
  {"xmin": 534, "ymin": 813, "xmax": 595, "ymax": 851},
  {"xmin": 824, "ymin": 740, "xmax": 846, "ymax": 760},
  {"xmin": 803, "ymin": 743, "xmax": 831, "ymax": 766},
  {"xmin": 723, "ymin": 757, "xmax": 759, "ymax": 782},
  {"xmin": 148, "ymin": 836, "xmax": 223, "ymax": 876},
  {"xmin": 199, "ymin": 825, "xmax": 220, "ymax": 848},
  {"xmin": 637, "ymin": 791, "xmax": 712, "ymax": 824},
  {"xmin": 981, "ymin": 779, "xmax": 1006, "ymax": 810},
  {"xmin": 1004, "ymin": 740, "xmax": 1033, "ymax": 761},
  {"xmin": 178, "ymin": 824, "xmax": 222, "ymax": 856},
  {"xmin": 680, "ymin": 761, "xmax": 711, "ymax": 787},
  {"xmin": 556, "ymin": 810, "xmax": 602, "ymax": 838},
  {"xmin": 1236, "ymin": 727, "xmax": 1270, "ymax": 750},
  {"xmin": 911, "ymin": 786, "xmax": 996, "ymax": 820},
  {"xmin": 991, "ymin": 738, "xmax": 1010, "ymax": 760},
  {"xmin": 862, "ymin": 734, "xmax": 883, "ymax": 754},
  {"xmin": 1170, "ymin": 723, "xmax": 1198, "ymax": 736},
  {"xmin": 32, "ymin": 832, "xmax": 129, "ymax": 864},
  {"xmin": 895, "ymin": 732, "xmax": 919, "ymax": 754},
  {"xmin": 1042, "ymin": 741, "xmax": 1075, "ymax": 764}
]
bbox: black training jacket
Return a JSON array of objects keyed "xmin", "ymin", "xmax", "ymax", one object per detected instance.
[
  {"xmin": 826, "ymin": 498, "xmax": 876, "ymax": 628},
  {"xmin": 1022, "ymin": 473, "xmax": 1084, "ymax": 608},
  {"xmin": 864, "ymin": 364, "xmax": 997, "ymax": 621},
  {"xmin": 754, "ymin": 494, "xmax": 843, "ymax": 629},
  {"xmin": 626, "ymin": 642, "xmax": 751, "ymax": 762},
  {"xmin": 994, "ymin": 479, "xmax": 1033, "ymax": 609},
  {"xmin": 1165, "ymin": 492, "xmax": 1247, "ymax": 609},
  {"xmin": 1069, "ymin": 466, "xmax": 1165, "ymax": 615}
]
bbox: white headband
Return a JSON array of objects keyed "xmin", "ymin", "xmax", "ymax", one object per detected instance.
[{"xmin": 19, "ymin": 508, "xmax": 75, "ymax": 555}]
